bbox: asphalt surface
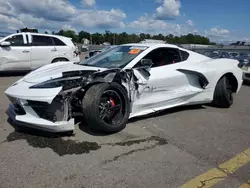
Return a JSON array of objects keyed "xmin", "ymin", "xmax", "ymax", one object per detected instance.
[{"xmin": 0, "ymin": 74, "xmax": 250, "ymax": 188}]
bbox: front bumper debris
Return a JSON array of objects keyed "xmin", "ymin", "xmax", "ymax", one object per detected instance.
[{"xmin": 6, "ymin": 103, "xmax": 75, "ymax": 133}]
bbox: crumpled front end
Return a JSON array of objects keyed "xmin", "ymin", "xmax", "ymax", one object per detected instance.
[
  {"xmin": 5, "ymin": 80, "xmax": 75, "ymax": 132},
  {"xmin": 4, "ymin": 66, "xmax": 139, "ymax": 133}
]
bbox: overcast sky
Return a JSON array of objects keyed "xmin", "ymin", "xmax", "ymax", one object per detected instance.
[{"xmin": 0, "ymin": 0, "xmax": 249, "ymax": 42}]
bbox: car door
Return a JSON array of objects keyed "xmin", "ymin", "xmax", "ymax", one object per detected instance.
[
  {"xmin": 130, "ymin": 47, "xmax": 195, "ymax": 116},
  {"xmin": 51, "ymin": 36, "xmax": 72, "ymax": 60},
  {"xmin": 30, "ymin": 34, "xmax": 54, "ymax": 69},
  {"xmin": 0, "ymin": 33, "xmax": 31, "ymax": 71}
]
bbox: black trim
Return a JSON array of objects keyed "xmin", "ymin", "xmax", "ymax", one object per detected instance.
[
  {"xmin": 51, "ymin": 37, "xmax": 67, "ymax": 46},
  {"xmin": 132, "ymin": 47, "xmax": 182, "ymax": 69},
  {"xmin": 177, "ymin": 68, "xmax": 209, "ymax": 89},
  {"xmin": 179, "ymin": 50, "xmax": 190, "ymax": 61},
  {"xmin": 62, "ymin": 70, "xmax": 97, "ymax": 77},
  {"xmin": 30, "ymin": 35, "xmax": 54, "ymax": 46}
]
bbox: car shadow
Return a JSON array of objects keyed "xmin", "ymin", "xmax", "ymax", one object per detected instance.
[
  {"xmin": 0, "ymin": 71, "xmax": 30, "ymax": 77},
  {"xmin": 6, "ymin": 104, "xmax": 207, "ymax": 138},
  {"xmin": 77, "ymin": 117, "xmax": 116, "ymax": 137},
  {"xmin": 78, "ymin": 104, "xmax": 206, "ymax": 136},
  {"xmin": 7, "ymin": 117, "xmax": 74, "ymax": 138},
  {"xmin": 243, "ymin": 81, "xmax": 250, "ymax": 86}
]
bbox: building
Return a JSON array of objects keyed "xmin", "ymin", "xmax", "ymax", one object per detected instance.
[
  {"xmin": 180, "ymin": 44, "xmax": 214, "ymax": 49},
  {"xmin": 82, "ymin": 38, "xmax": 90, "ymax": 45}
]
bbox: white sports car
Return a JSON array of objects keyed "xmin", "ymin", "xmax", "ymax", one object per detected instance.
[{"xmin": 5, "ymin": 43, "xmax": 243, "ymax": 133}]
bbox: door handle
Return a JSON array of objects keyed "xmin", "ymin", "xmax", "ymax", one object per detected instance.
[
  {"xmin": 22, "ymin": 50, "xmax": 30, "ymax": 53},
  {"xmin": 51, "ymin": 47, "xmax": 57, "ymax": 52}
]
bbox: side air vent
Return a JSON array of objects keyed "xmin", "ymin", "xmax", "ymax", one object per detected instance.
[{"xmin": 177, "ymin": 69, "xmax": 209, "ymax": 89}]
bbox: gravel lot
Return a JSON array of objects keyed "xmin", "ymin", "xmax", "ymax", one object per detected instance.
[{"xmin": 0, "ymin": 74, "xmax": 250, "ymax": 188}]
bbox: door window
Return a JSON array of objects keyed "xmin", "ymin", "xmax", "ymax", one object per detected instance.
[
  {"xmin": 32, "ymin": 35, "xmax": 54, "ymax": 46},
  {"xmin": 5, "ymin": 34, "xmax": 24, "ymax": 46},
  {"xmin": 52, "ymin": 37, "xmax": 66, "ymax": 46},
  {"xmin": 134, "ymin": 47, "xmax": 183, "ymax": 68},
  {"xmin": 179, "ymin": 50, "xmax": 190, "ymax": 61}
]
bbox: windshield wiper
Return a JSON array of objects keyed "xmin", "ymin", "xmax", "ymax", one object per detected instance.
[{"xmin": 79, "ymin": 63, "xmax": 100, "ymax": 67}]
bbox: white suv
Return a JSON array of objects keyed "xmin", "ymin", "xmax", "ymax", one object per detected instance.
[{"xmin": 0, "ymin": 32, "xmax": 80, "ymax": 71}]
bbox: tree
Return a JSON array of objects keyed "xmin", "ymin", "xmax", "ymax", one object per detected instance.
[
  {"xmin": 53, "ymin": 29, "xmax": 215, "ymax": 45},
  {"xmin": 78, "ymin": 30, "xmax": 90, "ymax": 43},
  {"xmin": 118, "ymin": 32, "xmax": 129, "ymax": 44},
  {"xmin": 91, "ymin": 33, "xmax": 104, "ymax": 44},
  {"xmin": 104, "ymin": 30, "xmax": 113, "ymax": 44},
  {"xmin": 139, "ymin": 33, "xmax": 146, "ymax": 40}
]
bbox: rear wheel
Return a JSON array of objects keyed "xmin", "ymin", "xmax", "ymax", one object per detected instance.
[
  {"xmin": 212, "ymin": 76, "xmax": 234, "ymax": 108},
  {"xmin": 82, "ymin": 82, "xmax": 130, "ymax": 133}
]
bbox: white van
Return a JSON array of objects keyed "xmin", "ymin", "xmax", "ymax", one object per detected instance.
[{"xmin": 0, "ymin": 32, "xmax": 80, "ymax": 71}]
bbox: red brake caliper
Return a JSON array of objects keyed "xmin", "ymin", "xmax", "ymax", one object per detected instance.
[
  {"xmin": 110, "ymin": 98, "xmax": 115, "ymax": 107},
  {"xmin": 109, "ymin": 98, "xmax": 116, "ymax": 118}
]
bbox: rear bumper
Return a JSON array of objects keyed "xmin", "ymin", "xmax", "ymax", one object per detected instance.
[{"xmin": 7, "ymin": 104, "xmax": 75, "ymax": 133}]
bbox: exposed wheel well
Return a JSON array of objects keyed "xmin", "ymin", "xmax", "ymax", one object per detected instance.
[
  {"xmin": 83, "ymin": 81, "xmax": 128, "ymax": 95},
  {"xmin": 51, "ymin": 58, "xmax": 69, "ymax": 63},
  {"xmin": 81, "ymin": 81, "xmax": 130, "ymax": 110},
  {"xmin": 219, "ymin": 73, "xmax": 238, "ymax": 92}
]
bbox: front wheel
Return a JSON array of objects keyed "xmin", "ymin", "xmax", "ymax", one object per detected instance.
[
  {"xmin": 212, "ymin": 76, "xmax": 234, "ymax": 108},
  {"xmin": 82, "ymin": 82, "xmax": 130, "ymax": 133}
]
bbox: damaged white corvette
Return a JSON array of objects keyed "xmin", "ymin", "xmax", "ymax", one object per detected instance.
[{"xmin": 5, "ymin": 43, "xmax": 243, "ymax": 133}]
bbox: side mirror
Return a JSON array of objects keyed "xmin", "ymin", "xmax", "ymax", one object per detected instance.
[
  {"xmin": 0, "ymin": 41, "xmax": 11, "ymax": 47},
  {"xmin": 85, "ymin": 56, "xmax": 89, "ymax": 59},
  {"xmin": 134, "ymin": 58, "xmax": 153, "ymax": 78},
  {"xmin": 139, "ymin": 59, "xmax": 153, "ymax": 69}
]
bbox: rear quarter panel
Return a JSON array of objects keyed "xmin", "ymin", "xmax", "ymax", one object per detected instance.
[
  {"xmin": 202, "ymin": 58, "xmax": 243, "ymax": 93},
  {"xmin": 177, "ymin": 57, "xmax": 243, "ymax": 104}
]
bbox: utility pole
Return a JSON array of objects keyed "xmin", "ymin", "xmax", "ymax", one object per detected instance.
[{"xmin": 90, "ymin": 34, "xmax": 92, "ymax": 45}]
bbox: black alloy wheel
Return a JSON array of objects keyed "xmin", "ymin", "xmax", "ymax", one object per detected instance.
[{"xmin": 99, "ymin": 90, "xmax": 124, "ymax": 125}]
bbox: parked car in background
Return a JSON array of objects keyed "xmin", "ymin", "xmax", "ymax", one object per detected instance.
[
  {"xmin": 219, "ymin": 51, "xmax": 232, "ymax": 58},
  {"xmin": 229, "ymin": 52, "xmax": 240, "ymax": 58},
  {"xmin": 203, "ymin": 51, "xmax": 233, "ymax": 59},
  {"xmin": 203, "ymin": 51, "xmax": 220, "ymax": 58},
  {"xmin": 0, "ymin": 32, "xmax": 80, "ymax": 72},
  {"xmin": 236, "ymin": 53, "xmax": 250, "ymax": 82},
  {"xmin": 235, "ymin": 53, "xmax": 250, "ymax": 62}
]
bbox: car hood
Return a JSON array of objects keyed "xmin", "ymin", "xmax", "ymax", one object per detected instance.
[{"xmin": 22, "ymin": 61, "xmax": 107, "ymax": 84}]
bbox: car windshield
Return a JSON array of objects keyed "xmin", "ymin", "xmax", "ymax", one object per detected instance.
[{"xmin": 79, "ymin": 45, "xmax": 148, "ymax": 68}]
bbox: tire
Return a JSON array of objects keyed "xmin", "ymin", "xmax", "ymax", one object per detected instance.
[
  {"xmin": 212, "ymin": 76, "xmax": 233, "ymax": 108},
  {"xmin": 52, "ymin": 58, "xmax": 69, "ymax": 63},
  {"xmin": 82, "ymin": 82, "xmax": 130, "ymax": 133}
]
